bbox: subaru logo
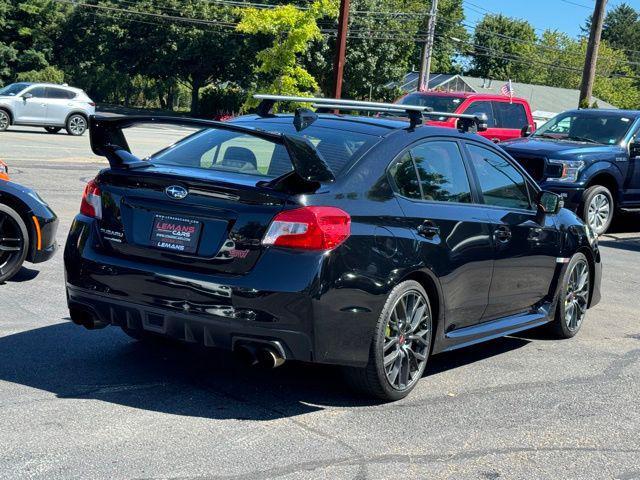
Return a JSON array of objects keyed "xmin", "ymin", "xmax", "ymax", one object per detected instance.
[{"xmin": 165, "ymin": 185, "xmax": 188, "ymax": 200}]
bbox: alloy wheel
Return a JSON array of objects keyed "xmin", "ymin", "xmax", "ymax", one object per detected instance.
[
  {"xmin": 0, "ymin": 212, "xmax": 25, "ymax": 278},
  {"xmin": 68, "ymin": 116, "xmax": 86, "ymax": 135},
  {"xmin": 587, "ymin": 193, "xmax": 611, "ymax": 235},
  {"xmin": 564, "ymin": 259, "xmax": 590, "ymax": 332},
  {"xmin": 0, "ymin": 111, "xmax": 9, "ymax": 131},
  {"xmin": 383, "ymin": 290, "xmax": 431, "ymax": 391}
]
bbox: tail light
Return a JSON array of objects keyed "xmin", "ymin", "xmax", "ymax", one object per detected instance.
[
  {"xmin": 88, "ymin": 102, "xmax": 96, "ymax": 107},
  {"xmin": 262, "ymin": 206, "xmax": 350, "ymax": 251},
  {"xmin": 0, "ymin": 159, "xmax": 9, "ymax": 181},
  {"xmin": 80, "ymin": 179, "xmax": 102, "ymax": 219}
]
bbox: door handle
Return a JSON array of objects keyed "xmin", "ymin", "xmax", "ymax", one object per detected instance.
[
  {"xmin": 417, "ymin": 220, "xmax": 440, "ymax": 239},
  {"xmin": 494, "ymin": 225, "xmax": 512, "ymax": 243}
]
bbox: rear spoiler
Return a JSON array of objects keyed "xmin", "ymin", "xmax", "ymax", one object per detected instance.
[{"xmin": 89, "ymin": 115, "xmax": 335, "ymax": 183}]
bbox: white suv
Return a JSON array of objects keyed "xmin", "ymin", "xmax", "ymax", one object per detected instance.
[{"xmin": 0, "ymin": 82, "xmax": 96, "ymax": 136}]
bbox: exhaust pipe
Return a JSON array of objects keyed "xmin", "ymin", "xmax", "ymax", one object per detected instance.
[
  {"xmin": 69, "ymin": 306, "xmax": 106, "ymax": 330},
  {"xmin": 257, "ymin": 347, "xmax": 285, "ymax": 369},
  {"xmin": 233, "ymin": 343, "xmax": 260, "ymax": 367}
]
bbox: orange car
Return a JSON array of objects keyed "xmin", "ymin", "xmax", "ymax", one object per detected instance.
[{"xmin": 0, "ymin": 159, "xmax": 58, "ymax": 282}]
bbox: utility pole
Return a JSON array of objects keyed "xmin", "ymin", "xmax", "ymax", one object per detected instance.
[
  {"xmin": 418, "ymin": 0, "xmax": 438, "ymax": 92},
  {"xmin": 579, "ymin": 0, "xmax": 607, "ymax": 107},
  {"xmin": 333, "ymin": 0, "xmax": 350, "ymax": 99}
]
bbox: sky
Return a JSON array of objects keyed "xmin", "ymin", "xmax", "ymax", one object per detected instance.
[{"xmin": 463, "ymin": 0, "xmax": 640, "ymax": 38}]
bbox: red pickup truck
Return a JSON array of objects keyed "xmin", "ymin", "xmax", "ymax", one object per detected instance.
[{"xmin": 396, "ymin": 91, "xmax": 535, "ymax": 142}]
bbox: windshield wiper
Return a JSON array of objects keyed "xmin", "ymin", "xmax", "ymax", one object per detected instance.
[
  {"xmin": 566, "ymin": 135, "xmax": 599, "ymax": 144},
  {"xmin": 533, "ymin": 133, "xmax": 558, "ymax": 140}
]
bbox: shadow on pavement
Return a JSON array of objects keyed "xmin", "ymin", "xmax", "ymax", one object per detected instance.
[
  {"xmin": 5, "ymin": 266, "xmax": 40, "ymax": 283},
  {"xmin": 0, "ymin": 321, "xmax": 530, "ymax": 419}
]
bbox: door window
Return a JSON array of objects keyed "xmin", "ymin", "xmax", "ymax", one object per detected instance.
[
  {"xmin": 46, "ymin": 88, "xmax": 76, "ymax": 99},
  {"xmin": 463, "ymin": 101, "xmax": 496, "ymax": 127},
  {"xmin": 467, "ymin": 144, "xmax": 532, "ymax": 210},
  {"xmin": 493, "ymin": 102, "xmax": 528, "ymax": 129},
  {"xmin": 410, "ymin": 141, "xmax": 472, "ymax": 203},
  {"xmin": 389, "ymin": 152, "xmax": 421, "ymax": 200},
  {"xmin": 25, "ymin": 87, "xmax": 46, "ymax": 98}
]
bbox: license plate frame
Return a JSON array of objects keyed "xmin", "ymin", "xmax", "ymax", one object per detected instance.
[{"xmin": 150, "ymin": 214, "xmax": 202, "ymax": 254}]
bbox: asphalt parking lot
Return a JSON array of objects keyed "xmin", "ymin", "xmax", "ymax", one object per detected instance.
[{"xmin": 1, "ymin": 126, "xmax": 639, "ymax": 480}]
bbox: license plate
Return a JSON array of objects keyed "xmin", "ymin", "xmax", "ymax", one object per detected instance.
[{"xmin": 150, "ymin": 214, "xmax": 202, "ymax": 254}]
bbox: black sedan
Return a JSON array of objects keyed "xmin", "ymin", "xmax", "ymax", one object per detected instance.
[
  {"xmin": 0, "ymin": 160, "xmax": 58, "ymax": 282},
  {"xmin": 64, "ymin": 96, "xmax": 601, "ymax": 401}
]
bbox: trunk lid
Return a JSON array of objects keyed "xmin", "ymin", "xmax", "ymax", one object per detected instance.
[{"xmin": 96, "ymin": 165, "xmax": 292, "ymax": 275}]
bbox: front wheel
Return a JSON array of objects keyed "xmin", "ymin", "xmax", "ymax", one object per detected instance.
[
  {"xmin": 549, "ymin": 253, "xmax": 590, "ymax": 339},
  {"xmin": 0, "ymin": 204, "xmax": 29, "ymax": 283},
  {"xmin": 582, "ymin": 185, "xmax": 614, "ymax": 235},
  {"xmin": 344, "ymin": 280, "xmax": 433, "ymax": 401},
  {"xmin": 0, "ymin": 110, "xmax": 10, "ymax": 132},
  {"xmin": 66, "ymin": 114, "xmax": 87, "ymax": 136}
]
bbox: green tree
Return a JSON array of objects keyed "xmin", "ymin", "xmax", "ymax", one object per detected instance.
[
  {"xmin": 236, "ymin": 0, "xmax": 338, "ymax": 103},
  {"xmin": 469, "ymin": 14, "xmax": 537, "ymax": 82}
]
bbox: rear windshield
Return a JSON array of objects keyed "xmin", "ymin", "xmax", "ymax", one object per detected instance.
[
  {"xmin": 149, "ymin": 122, "xmax": 379, "ymax": 178},
  {"xmin": 398, "ymin": 93, "xmax": 463, "ymax": 113}
]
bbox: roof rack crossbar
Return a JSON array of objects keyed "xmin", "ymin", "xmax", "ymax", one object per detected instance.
[{"xmin": 253, "ymin": 94, "xmax": 488, "ymax": 132}]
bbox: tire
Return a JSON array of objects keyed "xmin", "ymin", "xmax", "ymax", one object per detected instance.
[
  {"xmin": 344, "ymin": 280, "xmax": 433, "ymax": 401},
  {"xmin": 548, "ymin": 252, "xmax": 590, "ymax": 339},
  {"xmin": 44, "ymin": 127, "xmax": 61, "ymax": 134},
  {"xmin": 582, "ymin": 185, "xmax": 614, "ymax": 235},
  {"xmin": 0, "ymin": 204, "xmax": 29, "ymax": 283},
  {"xmin": 65, "ymin": 114, "xmax": 87, "ymax": 136},
  {"xmin": 0, "ymin": 109, "xmax": 10, "ymax": 132}
]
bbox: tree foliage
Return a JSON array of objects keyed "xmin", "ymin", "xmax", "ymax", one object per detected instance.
[{"xmin": 236, "ymin": 0, "xmax": 338, "ymax": 102}]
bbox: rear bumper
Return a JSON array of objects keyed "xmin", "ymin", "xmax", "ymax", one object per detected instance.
[{"xmin": 64, "ymin": 216, "xmax": 382, "ymax": 367}]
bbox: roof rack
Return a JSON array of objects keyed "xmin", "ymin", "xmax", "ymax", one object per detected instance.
[{"xmin": 253, "ymin": 94, "xmax": 488, "ymax": 133}]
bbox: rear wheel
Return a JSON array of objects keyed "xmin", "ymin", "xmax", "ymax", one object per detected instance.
[
  {"xmin": 582, "ymin": 185, "xmax": 614, "ymax": 235},
  {"xmin": 66, "ymin": 114, "xmax": 87, "ymax": 136},
  {"xmin": 0, "ymin": 204, "xmax": 29, "ymax": 283},
  {"xmin": 0, "ymin": 110, "xmax": 10, "ymax": 132},
  {"xmin": 549, "ymin": 252, "xmax": 590, "ymax": 339},
  {"xmin": 344, "ymin": 280, "xmax": 433, "ymax": 401},
  {"xmin": 44, "ymin": 127, "xmax": 61, "ymax": 134}
]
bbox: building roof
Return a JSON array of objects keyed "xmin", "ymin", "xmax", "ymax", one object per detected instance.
[{"xmin": 388, "ymin": 73, "xmax": 617, "ymax": 117}]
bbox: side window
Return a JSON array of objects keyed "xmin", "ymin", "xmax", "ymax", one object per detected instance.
[
  {"xmin": 463, "ymin": 101, "xmax": 496, "ymax": 128},
  {"xmin": 389, "ymin": 152, "xmax": 421, "ymax": 200},
  {"xmin": 25, "ymin": 87, "xmax": 46, "ymax": 98},
  {"xmin": 466, "ymin": 144, "xmax": 532, "ymax": 210},
  {"xmin": 493, "ymin": 102, "xmax": 528, "ymax": 129},
  {"xmin": 47, "ymin": 88, "xmax": 75, "ymax": 99},
  {"xmin": 411, "ymin": 141, "xmax": 472, "ymax": 203}
]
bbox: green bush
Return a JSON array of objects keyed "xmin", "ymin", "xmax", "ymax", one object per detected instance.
[{"xmin": 199, "ymin": 84, "xmax": 245, "ymax": 119}]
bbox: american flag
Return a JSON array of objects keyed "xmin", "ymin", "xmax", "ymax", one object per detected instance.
[{"xmin": 500, "ymin": 80, "xmax": 514, "ymax": 101}]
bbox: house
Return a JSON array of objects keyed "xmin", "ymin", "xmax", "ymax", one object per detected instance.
[{"xmin": 388, "ymin": 73, "xmax": 617, "ymax": 126}]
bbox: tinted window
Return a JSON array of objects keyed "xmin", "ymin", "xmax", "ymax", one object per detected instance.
[
  {"xmin": 150, "ymin": 123, "xmax": 378, "ymax": 178},
  {"xmin": 389, "ymin": 153, "xmax": 421, "ymax": 199},
  {"xmin": 463, "ymin": 101, "xmax": 496, "ymax": 127},
  {"xmin": 26, "ymin": 87, "xmax": 46, "ymax": 98},
  {"xmin": 46, "ymin": 88, "xmax": 75, "ymax": 99},
  {"xmin": 467, "ymin": 144, "xmax": 531, "ymax": 210},
  {"xmin": 0, "ymin": 83, "xmax": 31, "ymax": 96},
  {"xmin": 493, "ymin": 102, "xmax": 528, "ymax": 129},
  {"xmin": 398, "ymin": 93, "xmax": 463, "ymax": 113},
  {"xmin": 533, "ymin": 111, "xmax": 634, "ymax": 145},
  {"xmin": 411, "ymin": 141, "xmax": 472, "ymax": 203}
]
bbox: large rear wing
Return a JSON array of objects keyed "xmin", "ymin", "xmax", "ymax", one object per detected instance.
[{"xmin": 89, "ymin": 114, "xmax": 336, "ymax": 183}]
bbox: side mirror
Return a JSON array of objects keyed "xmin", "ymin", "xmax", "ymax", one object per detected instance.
[
  {"xmin": 537, "ymin": 190, "xmax": 563, "ymax": 215},
  {"xmin": 22, "ymin": 92, "xmax": 33, "ymax": 100},
  {"xmin": 521, "ymin": 124, "xmax": 533, "ymax": 137},
  {"xmin": 630, "ymin": 142, "xmax": 640, "ymax": 159}
]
